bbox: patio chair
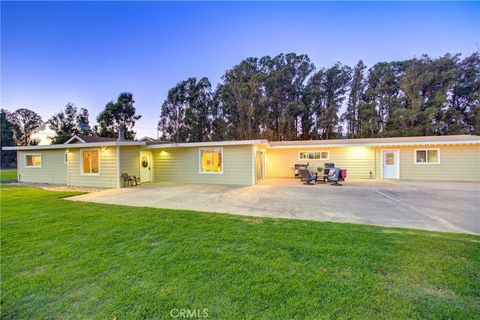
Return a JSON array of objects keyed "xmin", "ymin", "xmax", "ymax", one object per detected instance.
[
  {"xmin": 121, "ymin": 173, "xmax": 139, "ymax": 187},
  {"xmin": 327, "ymin": 168, "xmax": 346, "ymax": 186},
  {"xmin": 294, "ymin": 163, "xmax": 309, "ymax": 178},
  {"xmin": 299, "ymin": 168, "xmax": 318, "ymax": 185}
]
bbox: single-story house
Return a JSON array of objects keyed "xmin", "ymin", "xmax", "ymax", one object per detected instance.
[{"xmin": 3, "ymin": 134, "xmax": 479, "ymax": 187}]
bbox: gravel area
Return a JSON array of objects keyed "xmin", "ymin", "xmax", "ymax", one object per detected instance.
[{"xmin": 3, "ymin": 182, "xmax": 108, "ymax": 193}]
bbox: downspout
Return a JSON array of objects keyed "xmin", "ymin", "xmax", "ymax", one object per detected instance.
[
  {"xmin": 116, "ymin": 146, "xmax": 121, "ymax": 188},
  {"xmin": 66, "ymin": 149, "xmax": 69, "ymax": 186},
  {"xmin": 16, "ymin": 151, "xmax": 20, "ymax": 182},
  {"xmin": 252, "ymin": 146, "xmax": 256, "ymax": 185}
]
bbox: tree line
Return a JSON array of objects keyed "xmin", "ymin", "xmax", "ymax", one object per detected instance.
[
  {"xmin": 1, "ymin": 52, "xmax": 478, "ymax": 167},
  {"xmin": 159, "ymin": 52, "xmax": 479, "ymax": 142},
  {"xmin": 0, "ymin": 93, "xmax": 142, "ymax": 168}
]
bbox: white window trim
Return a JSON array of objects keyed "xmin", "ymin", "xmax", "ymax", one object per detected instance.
[
  {"xmin": 24, "ymin": 153, "xmax": 42, "ymax": 168},
  {"xmin": 414, "ymin": 148, "xmax": 440, "ymax": 165},
  {"xmin": 80, "ymin": 149, "xmax": 101, "ymax": 176},
  {"xmin": 298, "ymin": 150, "xmax": 330, "ymax": 161},
  {"xmin": 199, "ymin": 147, "xmax": 224, "ymax": 175}
]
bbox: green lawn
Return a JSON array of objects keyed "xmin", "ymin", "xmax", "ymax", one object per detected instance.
[
  {"xmin": 0, "ymin": 169, "xmax": 17, "ymax": 182},
  {"xmin": 1, "ymin": 186, "xmax": 479, "ymax": 319}
]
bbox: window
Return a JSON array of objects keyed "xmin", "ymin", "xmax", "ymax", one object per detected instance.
[
  {"xmin": 81, "ymin": 150, "xmax": 99, "ymax": 174},
  {"xmin": 25, "ymin": 154, "xmax": 42, "ymax": 168},
  {"xmin": 299, "ymin": 151, "xmax": 329, "ymax": 160},
  {"xmin": 415, "ymin": 149, "xmax": 440, "ymax": 164},
  {"xmin": 200, "ymin": 148, "xmax": 223, "ymax": 174},
  {"xmin": 385, "ymin": 152, "xmax": 395, "ymax": 165}
]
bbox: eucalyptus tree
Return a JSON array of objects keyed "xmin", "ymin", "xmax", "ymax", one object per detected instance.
[
  {"xmin": 216, "ymin": 57, "xmax": 267, "ymax": 140},
  {"xmin": 445, "ymin": 52, "xmax": 480, "ymax": 135},
  {"xmin": 400, "ymin": 54, "xmax": 458, "ymax": 136},
  {"xmin": 158, "ymin": 51, "xmax": 479, "ymax": 140},
  {"xmin": 262, "ymin": 53, "xmax": 314, "ymax": 140},
  {"xmin": 306, "ymin": 63, "xmax": 351, "ymax": 139},
  {"xmin": 47, "ymin": 103, "xmax": 92, "ymax": 144},
  {"xmin": 342, "ymin": 60, "xmax": 366, "ymax": 138},
  {"xmin": 97, "ymin": 92, "xmax": 141, "ymax": 139},
  {"xmin": 159, "ymin": 77, "xmax": 212, "ymax": 142}
]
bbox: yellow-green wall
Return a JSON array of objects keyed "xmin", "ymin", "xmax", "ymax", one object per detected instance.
[
  {"xmin": 119, "ymin": 146, "xmax": 140, "ymax": 186},
  {"xmin": 267, "ymin": 145, "xmax": 479, "ymax": 181},
  {"xmin": 374, "ymin": 145, "xmax": 480, "ymax": 181},
  {"xmin": 153, "ymin": 145, "xmax": 253, "ymax": 185},
  {"xmin": 15, "ymin": 143, "xmax": 480, "ymax": 187},
  {"xmin": 67, "ymin": 147, "xmax": 118, "ymax": 187},
  {"xmin": 266, "ymin": 146, "xmax": 375, "ymax": 179},
  {"xmin": 17, "ymin": 150, "xmax": 67, "ymax": 184}
]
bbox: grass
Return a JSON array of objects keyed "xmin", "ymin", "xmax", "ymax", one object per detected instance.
[
  {"xmin": 1, "ymin": 185, "xmax": 479, "ymax": 319},
  {"xmin": 0, "ymin": 169, "xmax": 16, "ymax": 182}
]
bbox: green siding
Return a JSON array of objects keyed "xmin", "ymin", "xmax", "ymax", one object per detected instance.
[
  {"xmin": 67, "ymin": 147, "xmax": 118, "ymax": 188},
  {"xmin": 266, "ymin": 147, "xmax": 375, "ymax": 179},
  {"xmin": 374, "ymin": 145, "xmax": 480, "ymax": 181},
  {"xmin": 17, "ymin": 150, "xmax": 67, "ymax": 184},
  {"xmin": 153, "ymin": 145, "xmax": 253, "ymax": 185},
  {"xmin": 119, "ymin": 146, "xmax": 140, "ymax": 187}
]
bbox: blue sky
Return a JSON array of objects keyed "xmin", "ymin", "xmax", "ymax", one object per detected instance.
[{"xmin": 1, "ymin": 1, "xmax": 479, "ymax": 142}]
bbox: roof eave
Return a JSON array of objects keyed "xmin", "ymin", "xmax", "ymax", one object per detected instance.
[
  {"xmin": 269, "ymin": 140, "xmax": 480, "ymax": 148},
  {"xmin": 145, "ymin": 140, "xmax": 269, "ymax": 149},
  {"xmin": 2, "ymin": 140, "xmax": 146, "ymax": 151}
]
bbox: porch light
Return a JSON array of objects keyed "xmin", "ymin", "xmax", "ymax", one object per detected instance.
[{"xmin": 351, "ymin": 147, "xmax": 368, "ymax": 157}]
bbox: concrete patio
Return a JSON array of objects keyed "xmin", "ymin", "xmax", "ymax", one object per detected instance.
[{"xmin": 67, "ymin": 178, "xmax": 480, "ymax": 234}]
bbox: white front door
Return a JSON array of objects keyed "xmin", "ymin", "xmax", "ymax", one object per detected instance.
[
  {"xmin": 382, "ymin": 150, "xmax": 399, "ymax": 179},
  {"xmin": 139, "ymin": 151, "xmax": 152, "ymax": 183}
]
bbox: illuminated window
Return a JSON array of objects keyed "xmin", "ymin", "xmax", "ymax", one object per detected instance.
[
  {"xmin": 200, "ymin": 148, "xmax": 223, "ymax": 174},
  {"xmin": 415, "ymin": 149, "xmax": 439, "ymax": 164},
  {"xmin": 82, "ymin": 150, "xmax": 99, "ymax": 174},
  {"xmin": 299, "ymin": 151, "xmax": 329, "ymax": 160},
  {"xmin": 25, "ymin": 154, "xmax": 42, "ymax": 168},
  {"xmin": 386, "ymin": 153, "xmax": 395, "ymax": 165}
]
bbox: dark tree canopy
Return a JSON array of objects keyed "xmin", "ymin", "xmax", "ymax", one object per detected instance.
[
  {"xmin": 96, "ymin": 92, "xmax": 142, "ymax": 140},
  {"xmin": 3, "ymin": 52, "xmax": 479, "ymax": 154},
  {"xmin": 159, "ymin": 77, "xmax": 212, "ymax": 142},
  {"xmin": 0, "ymin": 109, "xmax": 17, "ymax": 168},
  {"xmin": 47, "ymin": 103, "xmax": 93, "ymax": 144},
  {"xmin": 342, "ymin": 60, "xmax": 366, "ymax": 138},
  {"xmin": 159, "ymin": 51, "xmax": 480, "ymax": 142},
  {"xmin": 11, "ymin": 108, "xmax": 45, "ymax": 146}
]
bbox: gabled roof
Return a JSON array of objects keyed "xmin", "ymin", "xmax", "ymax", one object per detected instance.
[
  {"xmin": 3, "ymin": 135, "xmax": 146, "ymax": 151},
  {"xmin": 138, "ymin": 136, "xmax": 156, "ymax": 142},
  {"xmin": 64, "ymin": 135, "xmax": 118, "ymax": 144}
]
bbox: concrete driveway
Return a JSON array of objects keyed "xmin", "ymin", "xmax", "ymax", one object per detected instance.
[{"xmin": 67, "ymin": 179, "xmax": 480, "ymax": 234}]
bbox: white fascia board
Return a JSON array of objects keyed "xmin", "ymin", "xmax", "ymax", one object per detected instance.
[
  {"xmin": 2, "ymin": 141, "xmax": 146, "ymax": 151},
  {"xmin": 269, "ymin": 140, "xmax": 480, "ymax": 149},
  {"xmin": 145, "ymin": 140, "xmax": 269, "ymax": 149},
  {"xmin": 64, "ymin": 135, "xmax": 86, "ymax": 144},
  {"xmin": 369, "ymin": 140, "xmax": 480, "ymax": 147},
  {"xmin": 116, "ymin": 141, "xmax": 147, "ymax": 146}
]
